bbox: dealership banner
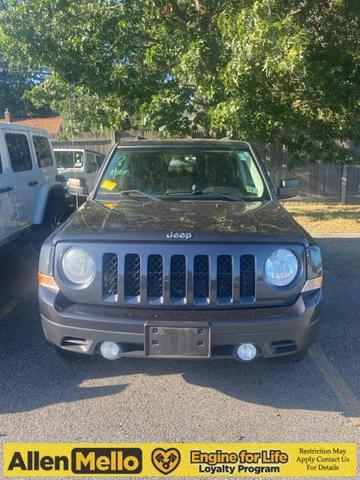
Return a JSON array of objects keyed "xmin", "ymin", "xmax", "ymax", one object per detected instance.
[{"xmin": 3, "ymin": 443, "xmax": 357, "ymax": 477}]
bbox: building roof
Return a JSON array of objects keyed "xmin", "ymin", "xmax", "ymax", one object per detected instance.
[{"xmin": 0, "ymin": 116, "xmax": 63, "ymax": 137}]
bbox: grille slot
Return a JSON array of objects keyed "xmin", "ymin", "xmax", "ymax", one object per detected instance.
[
  {"xmin": 240, "ymin": 254, "xmax": 255, "ymax": 300},
  {"xmin": 170, "ymin": 255, "xmax": 186, "ymax": 299},
  {"xmin": 217, "ymin": 255, "xmax": 233, "ymax": 300},
  {"xmin": 147, "ymin": 255, "xmax": 163, "ymax": 298},
  {"xmin": 103, "ymin": 253, "xmax": 118, "ymax": 298},
  {"xmin": 194, "ymin": 255, "xmax": 209, "ymax": 299},
  {"xmin": 124, "ymin": 254, "xmax": 141, "ymax": 297}
]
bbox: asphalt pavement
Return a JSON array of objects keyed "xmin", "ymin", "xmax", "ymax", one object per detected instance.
[{"xmin": 0, "ymin": 237, "xmax": 359, "ymax": 478}]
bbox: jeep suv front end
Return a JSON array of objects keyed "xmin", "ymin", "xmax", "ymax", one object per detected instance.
[{"xmin": 38, "ymin": 140, "xmax": 322, "ymax": 362}]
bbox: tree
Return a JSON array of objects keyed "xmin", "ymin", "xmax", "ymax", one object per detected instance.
[
  {"xmin": 0, "ymin": 52, "xmax": 51, "ymax": 118},
  {"xmin": 1, "ymin": 0, "xmax": 360, "ymax": 163},
  {"xmin": 0, "ymin": 52, "xmax": 52, "ymax": 118}
]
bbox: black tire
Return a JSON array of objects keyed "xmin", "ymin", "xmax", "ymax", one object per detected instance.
[
  {"xmin": 272, "ymin": 348, "xmax": 308, "ymax": 364},
  {"xmin": 43, "ymin": 196, "xmax": 66, "ymax": 232},
  {"xmin": 53, "ymin": 345, "xmax": 84, "ymax": 360}
]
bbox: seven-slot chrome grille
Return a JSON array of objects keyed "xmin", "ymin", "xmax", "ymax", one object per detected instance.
[{"xmin": 102, "ymin": 252, "xmax": 256, "ymax": 306}]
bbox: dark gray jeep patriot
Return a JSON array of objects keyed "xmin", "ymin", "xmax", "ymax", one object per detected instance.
[{"xmin": 38, "ymin": 140, "xmax": 323, "ymax": 362}]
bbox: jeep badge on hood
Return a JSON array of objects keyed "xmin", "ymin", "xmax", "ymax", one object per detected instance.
[{"xmin": 166, "ymin": 232, "xmax": 193, "ymax": 240}]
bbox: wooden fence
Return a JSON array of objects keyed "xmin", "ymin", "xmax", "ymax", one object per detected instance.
[
  {"xmin": 268, "ymin": 164, "xmax": 360, "ymax": 203},
  {"xmin": 256, "ymin": 142, "xmax": 360, "ymax": 203},
  {"xmin": 52, "ymin": 130, "xmax": 114, "ymax": 156}
]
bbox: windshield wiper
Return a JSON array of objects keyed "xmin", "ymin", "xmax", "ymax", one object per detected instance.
[
  {"xmin": 164, "ymin": 190, "xmax": 243, "ymax": 201},
  {"xmin": 118, "ymin": 190, "xmax": 161, "ymax": 201},
  {"xmin": 195, "ymin": 191, "xmax": 244, "ymax": 201}
]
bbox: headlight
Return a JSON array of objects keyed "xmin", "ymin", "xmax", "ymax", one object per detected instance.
[
  {"xmin": 61, "ymin": 247, "xmax": 96, "ymax": 285},
  {"xmin": 265, "ymin": 249, "xmax": 298, "ymax": 287}
]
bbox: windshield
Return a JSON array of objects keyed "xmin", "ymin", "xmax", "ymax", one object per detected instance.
[
  {"xmin": 55, "ymin": 150, "xmax": 84, "ymax": 168},
  {"xmin": 96, "ymin": 147, "xmax": 269, "ymax": 201}
]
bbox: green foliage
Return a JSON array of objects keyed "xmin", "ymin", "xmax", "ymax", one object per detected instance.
[
  {"xmin": 0, "ymin": 53, "xmax": 51, "ymax": 118},
  {"xmin": 1, "ymin": 0, "xmax": 360, "ymax": 162},
  {"xmin": 29, "ymin": 73, "xmax": 126, "ymax": 136}
]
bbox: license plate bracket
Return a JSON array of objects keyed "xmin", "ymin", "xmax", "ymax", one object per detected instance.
[{"xmin": 145, "ymin": 324, "xmax": 210, "ymax": 357}]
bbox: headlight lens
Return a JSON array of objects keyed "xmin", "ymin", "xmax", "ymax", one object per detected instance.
[
  {"xmin": 265, "ymin": 249, "xmax": 298, "ymax": 287},
  {"xmin": 61, "ymin": 247, "xmax": 96, "ymax": 285}
]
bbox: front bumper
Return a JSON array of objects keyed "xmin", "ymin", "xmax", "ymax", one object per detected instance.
[{"xmin": 39, "ymin": 287, "xmax": 321, "ymax": 359}]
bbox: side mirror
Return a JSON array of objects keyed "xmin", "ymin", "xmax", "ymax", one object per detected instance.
[
  {"xmin": 277, "ymin": 178, "xmax": 299, "ymax": 199},
  {"xmin": 67, "ymin": 177, "xmax": 88, "ymax": 197}
]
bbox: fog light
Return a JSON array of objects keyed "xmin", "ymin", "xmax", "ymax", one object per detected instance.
[
  {"xmin": 236, "ymin": 343, "xmax": 257, "ymax": 362},
  {"xmin": 100, "ymin": 341, "xmax": 121, "ymax": 360}
]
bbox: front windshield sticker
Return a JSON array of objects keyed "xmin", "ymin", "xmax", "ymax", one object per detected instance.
[
  {"xmin": 110, "ymin": 156, "xmax": 129, "ymax": 179},
  {"xmin": 101, "ymin": 179, "xmax": 117, "ymax": 191}
]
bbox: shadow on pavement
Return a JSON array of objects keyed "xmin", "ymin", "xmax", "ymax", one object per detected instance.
[{"xmin": 0, "ymin": 237, "xmax": 358, "ymax": 419}]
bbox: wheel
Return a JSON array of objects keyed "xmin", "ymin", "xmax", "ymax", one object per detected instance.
[
  {"xmin": 272, "ymin": 348, "xmax": 308, "ymax": 363},
  {"xmin": 53, "ymin": 345, "xmax": 84, "ymax": 360},
  {"xmin": 43, "ymin": 197, "xmax": 66, "ymax": 232},
  {"xmin": 44, "ymin": 202, "xmax": 65, "ymax": 231}
]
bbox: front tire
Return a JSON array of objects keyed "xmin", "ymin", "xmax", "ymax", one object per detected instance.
[{"xmin": 43, "ymin": 195, "xmax": 66, "ymax": 233}]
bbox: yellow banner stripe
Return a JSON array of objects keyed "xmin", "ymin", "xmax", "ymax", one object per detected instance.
[{"xmin": 3, "ymin": 443, "xmax": 357, "ymax": 477}]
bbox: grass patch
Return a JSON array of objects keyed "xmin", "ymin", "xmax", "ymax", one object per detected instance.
[{"xmin": 284, "ymin": 202, "xmax": 360, "ymax": 236}]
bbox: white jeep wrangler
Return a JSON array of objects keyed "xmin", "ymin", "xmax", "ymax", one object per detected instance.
[
  {"xmin": 0, "ymin": 123, "xmax": 67, "ymax": 250},
  {"xmin": 54, "ymin": 148, "xmax": 105, "ymax": 195}
]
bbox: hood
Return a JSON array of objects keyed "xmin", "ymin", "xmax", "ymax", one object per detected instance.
[{"xmin": 55, "ymin": 199, "xmax": 310, "ymax": 245}]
